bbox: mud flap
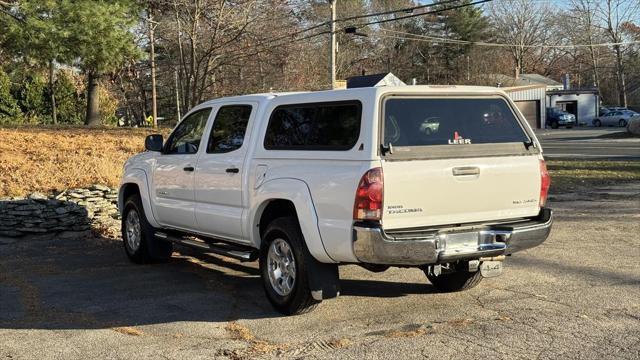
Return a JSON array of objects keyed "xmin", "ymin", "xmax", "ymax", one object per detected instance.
[
  {"xmin": 304, "ymin": 250, "xmax": 340, "ymax": 301},
  {"xmin": 149, "ymin": 235, "xmax": 173, "ymax": 259}
]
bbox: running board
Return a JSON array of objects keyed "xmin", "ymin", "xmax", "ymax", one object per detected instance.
[{"xmin": 155, "ymin": 232, "xmax": 258, "ymax": 262}]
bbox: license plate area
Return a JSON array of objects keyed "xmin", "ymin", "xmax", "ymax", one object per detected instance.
[
  {"xmin": 440, "ymin": 231, "xmax": 478, "ymax": 252},
  {"xmin": 438, "ymin": 229, "xmax": 509, "ymax": 257}
]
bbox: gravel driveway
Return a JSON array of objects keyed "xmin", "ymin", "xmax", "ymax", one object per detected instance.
[{"xmin": 1, "ymin": 183, "xmax": 639, "ymax": 359}]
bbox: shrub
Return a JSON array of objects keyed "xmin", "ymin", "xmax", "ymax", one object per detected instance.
[
  {"xmin": 18, "ymin": 73, "xmax": 48, "ymax": 123},
  {"xmin": 54, "ymin": 71, "xmax": 84, "ymax": 124},
  {"xmin": 0, "ymin": 69, "xmax": 22, "ymax": 124}
]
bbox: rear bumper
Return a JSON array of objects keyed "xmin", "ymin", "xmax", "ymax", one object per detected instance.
[{"xmin": 352, "ymin": 208, "xmax": 553, "ymax": 266}]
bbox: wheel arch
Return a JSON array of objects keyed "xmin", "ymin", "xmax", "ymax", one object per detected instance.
[
  {"xmin": 249, "ymin": 178, "xmax": 336, "ymax": 263},
  {"xmin": 118, "ymin": 168, "xmax": 160, "ymax": 228}
]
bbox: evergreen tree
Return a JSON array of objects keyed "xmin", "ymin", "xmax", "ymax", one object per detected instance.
[
  {"xmin": 415, "ymin": 0, "xmax": 489, "ymax": 83},
  {"xmin": 2, "ymin": 0, "xmax": 72, "ymax": 124},
  {"xmin": 63, "ymin": 0, "xmax": 139, "ymax": 125}
]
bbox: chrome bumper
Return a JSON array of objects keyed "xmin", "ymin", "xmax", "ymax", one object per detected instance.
[{"xmin": 352, "ymin": 208, "xmax": 553, "ymax": 266}]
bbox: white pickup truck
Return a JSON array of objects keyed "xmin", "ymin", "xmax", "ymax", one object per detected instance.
[{"xmin": 119, "ymin": 86, "xmax": 552, "ymax": 315}]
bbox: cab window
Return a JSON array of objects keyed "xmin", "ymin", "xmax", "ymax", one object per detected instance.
[{"xmin": 164, "ymin": 108, "xmax": 211, "ymax": 154}]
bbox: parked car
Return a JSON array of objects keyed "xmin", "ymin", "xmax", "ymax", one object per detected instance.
[
  {"xmin": 604, "ymin": 106, "xmax": 627, "ymax": 112},
  {"xmin": 593, "ymin": 110, "xmax": 638, "ymax": 127},
  {"xmin": 119, "ymin": 86, "xmax": 553, "ymax": 315},
  {"xmin": 546, "ymin": 108, "xmax": 576, "ymax": 129}
]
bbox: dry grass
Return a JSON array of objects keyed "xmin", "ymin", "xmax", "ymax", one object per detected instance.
[
  {"xmin": 547, "ymin": 160, "xmax": 640, "ymax": 193},
  {"xmin": 0, "ymin": 126, "xmax": 168, "ymax": 197}
]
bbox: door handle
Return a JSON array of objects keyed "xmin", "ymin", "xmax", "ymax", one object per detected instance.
[
  {"xmin": 183, "ymin": 166, "xmax": 195, "ymax": 172},
  {"xmin": 226, "ymin": 167, "xmax": 240, "ymax": 174},
  {"xmin": 452, "ymin": 166, "xmax": 480, "ymax": 176}
]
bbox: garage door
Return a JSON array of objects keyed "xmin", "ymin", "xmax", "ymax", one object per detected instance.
[{"xmin": 514, "ymin": 100, "xmax": 540, "ymax": 129}]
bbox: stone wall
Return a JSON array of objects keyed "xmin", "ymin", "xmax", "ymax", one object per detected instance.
[{"xmin": 0, "ymin": 185, "xmax": 119, "ymax": 237}]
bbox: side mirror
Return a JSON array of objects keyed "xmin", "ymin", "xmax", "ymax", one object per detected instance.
[{"xmin": 145, "ymin": 134, "xmax": 163, "ymax": 152}]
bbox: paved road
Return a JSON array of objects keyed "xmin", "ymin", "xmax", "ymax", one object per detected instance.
[
  {"xmin": 1, "ymin": 183, "xmax": 639, "ymax": 359},
  {"xmin": 536, "ymin": 128, "xmax": 640, "ymax": 160}
]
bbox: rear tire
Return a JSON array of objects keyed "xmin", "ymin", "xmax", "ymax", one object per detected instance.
[
  {"xmin": 594, "ymin": 119, "xmax": 602, "ymax": 127},
  {"xmin": 259, "ymin": 217, "xmax": 319, "ymax": 315},
  {"xmin": 121, "ymin": 194, "xmax": 173, "ymax": 264},
  {"xmin": 619, "ymin": 119, "xmax": 627, "ymax": 127},
  {"xmin": 550, "ymin": 121, "xmax": 559, "ymax": 129},
  {"xmin": 424, "ymin": 266, "xmax": 483, "ymax": 292}
]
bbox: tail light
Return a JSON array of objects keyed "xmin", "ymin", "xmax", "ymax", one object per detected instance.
[
  {"xmin": 540, "ymin": 160, "xmax": 551, "ymax": 207},
  {"xmin": 353, "ymin": 167, "xmax": 384, "ymax": 221}
]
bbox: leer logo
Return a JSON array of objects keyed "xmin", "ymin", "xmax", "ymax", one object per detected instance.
[{"xmin": 448, "ymin": 131, "xmax": 472, "ymax": 145}]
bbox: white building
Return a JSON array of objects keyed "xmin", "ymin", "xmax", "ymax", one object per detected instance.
[
  {"xmin": 547, "ymin": 89, "xmax": 600, "ymax": 126},
  {"xmin": 503, "ymin": 84, "xmax": 547, "ymax": 129}
]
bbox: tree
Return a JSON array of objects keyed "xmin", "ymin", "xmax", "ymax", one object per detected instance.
[
  {"xmin": 597, "ymin": 0, "xmax": 639, "ymax": 107},
  {"xmin": 62, "ymin": 0, "xmax": 139, "ymax": 125},
  {"xmin": 569, "ymin": 0, "xmax": 604, "ymax": 89},
  {"xmin": 1, "ymin": 0, "xmax": 71, "ymax": 124},
  {"xmin": 489, "ymin": 0, "xmax": 556, "ymax": 78},
  {"xmin": 438, "ymin": 0, "xmax": 488, "ymax": 80}
]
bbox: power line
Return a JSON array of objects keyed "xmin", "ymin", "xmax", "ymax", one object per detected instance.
[
  {"xmin": 215, "ymin": 0, "xmax": 489, "ymax": 61},
  {"xmin": 348, "ymin": 0, "xmax": 494, "ymax": 29},
  {"xmin": 377, "ymin": 28, "xmax": 640, "ymax": 48},
  {"xmin": 333, "ymin": 0, "xmax": 469, "ymax": 24},
  {"xmin": 278, "ymin": 0, "xmax": 467, "ymax": 39}
]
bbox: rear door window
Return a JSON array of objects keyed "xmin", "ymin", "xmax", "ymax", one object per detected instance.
[
  {"xmin": 264, "ymin": 101, "xmax": 361, "ymax": 150},
  {"xmin": 384, "ymin": 98, "xmax": 529, "ymax": 148},
  {"xmin": 206, "ymin": 105, "xmax": 252, "ymax": 153}
]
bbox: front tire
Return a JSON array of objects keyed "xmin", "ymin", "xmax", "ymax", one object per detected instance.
[
  {"xmin": 424, "ymin": 265, "xmax": 483, "ymax": 292},
  {"xmin": 259, "ymin": 217, "xmax": 319, "ymax": 315},
  {"xmin": 121, "ymin": 194, "xmax": 173, "ymax": 264}
]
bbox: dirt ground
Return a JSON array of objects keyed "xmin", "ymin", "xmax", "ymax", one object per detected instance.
[{"xmin": 1, "ymin": 183, "xmax": 639, "ymax": 359}]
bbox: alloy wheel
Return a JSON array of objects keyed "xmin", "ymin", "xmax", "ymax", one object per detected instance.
[
  {"xmin": 267, "ymin": 238, "xmax": 296, "ymax": 296},
  {"xmin": 125, "ymin": 209, "xmax": 142, "ymax": 252}
]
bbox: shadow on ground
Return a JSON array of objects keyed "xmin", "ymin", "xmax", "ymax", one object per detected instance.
[{"xmin": 0, "ymin": 234, "xmax": 434, "ymax": 330}]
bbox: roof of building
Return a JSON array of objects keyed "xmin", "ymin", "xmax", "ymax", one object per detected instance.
[
  {"xmin": 346, "ymin": 72, "xmax": 406, "ymax": 88},
  {"xmin": 547, "ymin": 88, "xmax": 599, "ymax": 95},
  {"xmin": 502, "ymin": 84, "xmax": 548, "ymax": 92},
  {"xmin": 519, "ymin": 74, "xmax": 562, "ymax": 86},
  {"xmin": 478, "ymin": 73, "xmax": 563, "ymax": 88}
]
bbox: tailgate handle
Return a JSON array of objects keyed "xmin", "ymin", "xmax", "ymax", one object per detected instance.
[{"xmin": 452, "ymin": 166, "xmax": 480, "ymax": 176}]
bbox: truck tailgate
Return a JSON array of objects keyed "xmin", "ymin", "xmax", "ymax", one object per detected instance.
[{"xmin": 382, "ymin": 155, "xmax": 541, "ymax": 230}]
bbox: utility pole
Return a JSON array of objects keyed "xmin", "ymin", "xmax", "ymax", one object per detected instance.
[
  {"xmin": 148, "ymin": 9, "xmax": 158, "ymax": 128},
  {"xmin": 329, "ymin": 0, "xmax": 336, "ymax": 89}
]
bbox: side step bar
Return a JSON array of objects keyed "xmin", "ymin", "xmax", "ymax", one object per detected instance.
[{"xmin": 155, "ymin": 232, "xmax": 259, "ymax": 262}]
